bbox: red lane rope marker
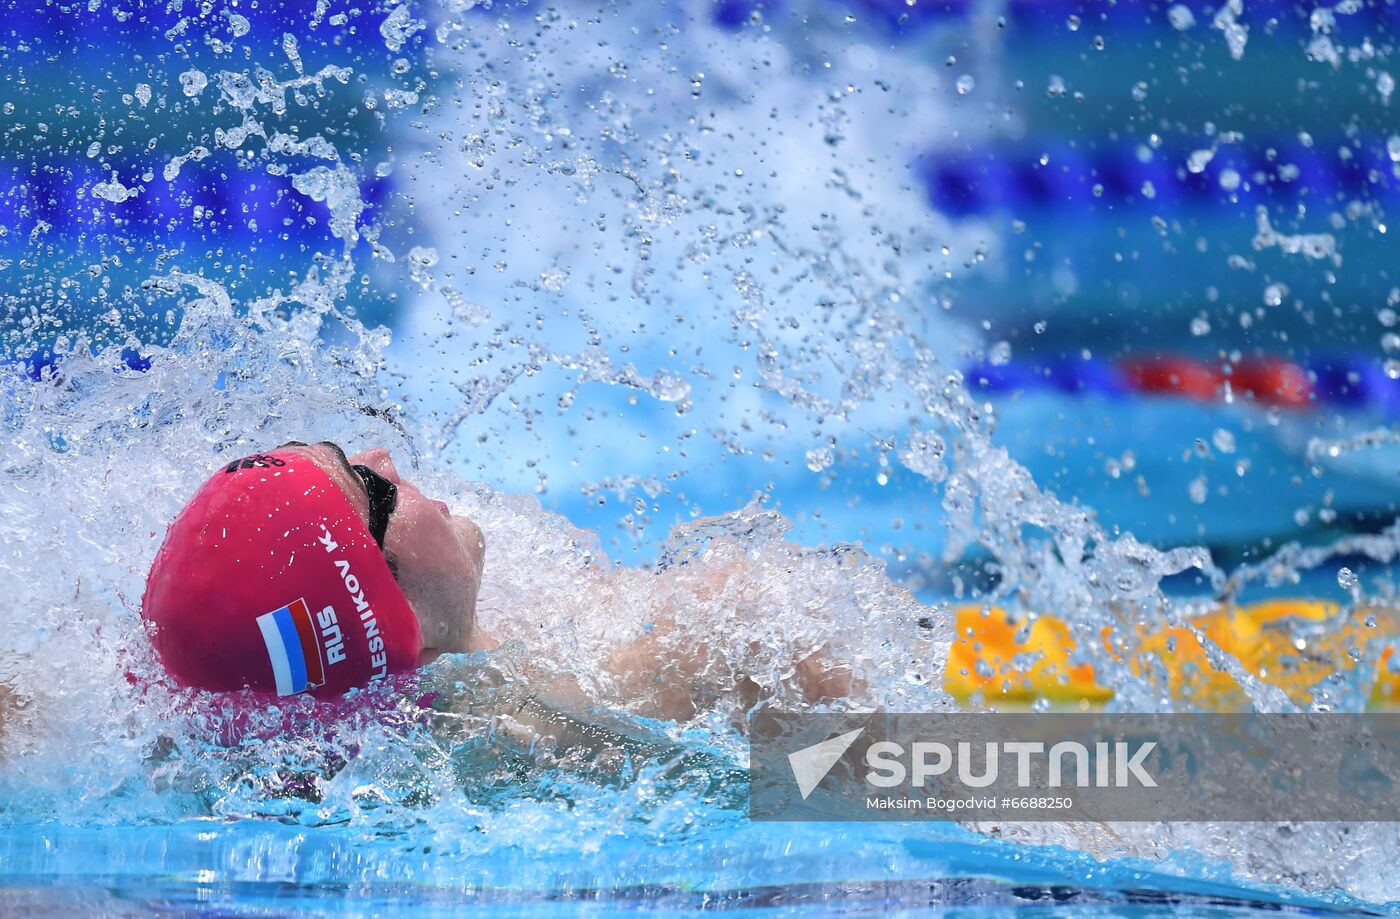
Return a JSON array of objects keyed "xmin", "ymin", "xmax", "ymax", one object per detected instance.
[{"xmin": 1120, "ymin": 355, "xmax": 1225, "ymax": 402}]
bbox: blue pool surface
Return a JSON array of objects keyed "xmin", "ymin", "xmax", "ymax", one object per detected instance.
[
  {"xmin": 7, "ymin": 0, "xmax": 1400, "ymax": 913},
  {"xmin": 0, "ymin": 821, "xmax": 1389, "ymax": 916}
]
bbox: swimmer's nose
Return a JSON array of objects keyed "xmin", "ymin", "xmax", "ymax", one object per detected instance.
[
  {"xmin": 432, "ymin": 500, "xmax": 450, "ymax": 517},
  {"xmin": 358, "ymin": 447, "xmax": 401, "ymax": 484}
]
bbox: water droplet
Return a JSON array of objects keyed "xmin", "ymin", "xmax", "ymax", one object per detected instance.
[
  {"xmin": 91, "ymin": 173, "xmax": 139, "ymax": 203},
  {"xmin": 1338, "ymin": 567, "xmax": 1358, "ymax": 590},
  {"xmin": 900, "ymin": 430, "xmax": 947, "ymax": 482},
  {"xmin": 180, "ymin": 69, "xmax": 208, "ymax": 98},
  {"xmin": 955, "ymin": 74, "xmax": 975, "ymax": 95},
  {"xmin": 447, "ymin": 291, "xmax": 490, "ymax": 327},
  {"xmin": 1168, "ymin": 4, "xmax": 1196, "ymax": 29},
  {"xmin": 539, "ymin": 266, "xmax": 569, "ymax": 292},
  {"xmin": 1188, "ymin": 475, "xmax": 1208, "ymax": 504},
  {"xmin": 380, "ymin": 3, "xmax": 424, "ymax": 52},
  {"xmin": 1187, "ymin": 148, "xmax": 1215, "ymax": 174},
  {"xmin": 407, "ymin": 246, "xmax": 438, "ymax": 286}
]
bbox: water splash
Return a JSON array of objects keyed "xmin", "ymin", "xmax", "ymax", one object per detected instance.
[{"xmin": 0, "ymin": 0, "xmax": 1398, "ymax": 907}]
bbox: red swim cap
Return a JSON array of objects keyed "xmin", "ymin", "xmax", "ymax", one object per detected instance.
[{"xmin": 141, "ymin": 450, "xmax": 423, "ymax": 698}]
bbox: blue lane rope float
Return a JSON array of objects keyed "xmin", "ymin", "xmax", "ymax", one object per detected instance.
[
  {"xmin": 14, "ymin": 347, "xmax": 1393, "ymax": 415},
  {"xmin": 7, "ymin": 346, "xmax": 153, "ymax": 383},
  {"xmin": 712, "ymin": 0, "xmax": 1400, "ymax": 36},
  {"xmin": 918, "ymin": 139, "xmax": 1397, "ymax": 217},
  {"xmin": 966, "ymin": 354, "xmax": 1400, "ymax": 413},
  {"xmin": 0, "ymin": 161, "xmax": 395, "ymax": 247}
]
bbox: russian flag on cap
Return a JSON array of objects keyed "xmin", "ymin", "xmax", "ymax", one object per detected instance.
[{"xmin": 255, "ymin": 598, "xmax": 327, "ymax": 696}]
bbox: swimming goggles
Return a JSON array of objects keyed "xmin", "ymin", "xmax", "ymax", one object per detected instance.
[
  {"xmin": 351, "ymin": 463, "xmax": 398, "ymax": 550},
  {"xmin": 280, "ymin": 440, "xmax": 398, "ymax": 549}
]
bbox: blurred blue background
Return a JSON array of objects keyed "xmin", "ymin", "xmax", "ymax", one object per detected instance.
[{"xmin": 8, "ymin": 0, "xmax": 1400, "ymax": 601}]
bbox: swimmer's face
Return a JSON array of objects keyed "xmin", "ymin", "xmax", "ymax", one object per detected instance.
[{"xmin": 277, "ymin": 442, "xmax": 486, "ymax": 661}]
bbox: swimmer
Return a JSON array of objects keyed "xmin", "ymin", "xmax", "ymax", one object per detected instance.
[{"xmin": 140, "ymin": 442, "xmax": 851, "ymax": 726}]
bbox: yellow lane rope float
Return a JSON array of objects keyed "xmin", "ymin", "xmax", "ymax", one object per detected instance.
[{"xmin": 946, "ymin": 600, "xmax": 1399, "ymax": 708}]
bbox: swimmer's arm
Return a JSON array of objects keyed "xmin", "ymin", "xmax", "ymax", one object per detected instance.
[
  {"xmin": 604, "ymin": 636, "xmax": 853, "ymax": 723},
  {"xmin": 599, "ymin": 560, "xmax": 856, "ymax": 722},
  {"xmin": 0, "ymin": 685, "xmax": 13, "ymax": 751}
]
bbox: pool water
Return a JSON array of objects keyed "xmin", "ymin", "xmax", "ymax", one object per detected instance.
[
  {"xmin": 3, "ymin": 0, "xmax": 1400, "ymax": 913},
  {"xmin": 0, "ymin": 822, "xmax": 1385, "ymax": 916}
]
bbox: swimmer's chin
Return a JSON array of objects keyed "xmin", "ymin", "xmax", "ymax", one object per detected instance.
[{"xmin": 419, "ymin": 629, "xmax": 497, "ymax": 666}]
